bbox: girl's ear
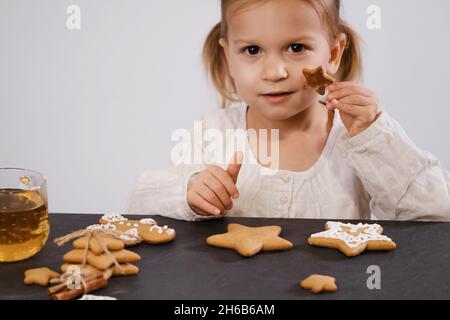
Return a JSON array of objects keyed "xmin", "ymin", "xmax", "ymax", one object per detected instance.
[
  {"xmin": 219, "ymin": 38, "xmax": 229, "ymax": 60},
  {"xmin": 219, "ymin": 37, "xmax": 234, "ymax": 78},
  {"xmin": 218, "ymin": 37, "xmax": 226, "ymax": 48},
  {"xmin": 328, "ymin": 33, "xmax": 347, "ymax": 75}
]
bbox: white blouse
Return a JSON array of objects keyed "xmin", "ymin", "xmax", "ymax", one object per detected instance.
[{"xmin": 127, "ymin": 102, "xmax": 450, "ymax": 222}]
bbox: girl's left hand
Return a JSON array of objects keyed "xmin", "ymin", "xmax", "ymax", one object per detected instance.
[{"xmin": 326, "ymin": 82, "xmax": 381, "ymax": 138}]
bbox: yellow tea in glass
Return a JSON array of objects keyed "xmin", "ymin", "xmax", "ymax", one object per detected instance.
[{"xmin": 0, "ymin": 168, "xmax": 49, "ymax": 262}]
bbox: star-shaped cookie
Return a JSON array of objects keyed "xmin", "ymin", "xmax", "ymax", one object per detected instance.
[
  {"xmin": 206, "ymin": 223, "xmax": 293, "ymax": 257},
  {"xmin": 24, "ymin": 267, "xmax": 60, "ymax": 286},
  {"xmin": 303, "ymin": 65, "xmax": 335, "ymax": 95},
  {"xmin": 308, "ymin": 221, "xmax": 397, "ymax": 257},
  {"xmin": 300, "ymin": 274, "xmax": 337, "ymax": 293}
]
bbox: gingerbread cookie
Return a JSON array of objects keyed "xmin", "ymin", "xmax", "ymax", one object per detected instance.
[
  {"xmin": 24, "ymin": 267, "xmax": 60, "ymax": 287},
  {"xmin": 63, "ymin": 249, "xmax": 141, "ymax": 270},
  {"xmin": 61, "ymin": 263, "xmax": 139, "ymax": 280},
  {"xmin": 86, "ymin": 224, "xmax": 142, "ymax": 246},
  {"xmin": 300, "ymin": 274, "xmax": 337, "ymax": 293},
  {"xmin": 99, "ymin": 213, "xmax": 176, "ymax": 245},
  {"xmin": 206, "ymin": 223, "xmax": 293, "ymax": 257},
  {"xmin": 105, "ymin": 263, "xmax": 139, "ymax": 279},
  {"xmin": 60, "ymin": 264, "xmax": 98, "ymax": 275},
  {"xmin": 308, "ymin": 221, "xmax": 397, "ymax": 257},
  {"xmin": 303, "ymin": 65, "xmax": 335, "ymax": 95},
  {"xmin": 73, "ymin": 235, "xmax": 125, "ymax": 255}
]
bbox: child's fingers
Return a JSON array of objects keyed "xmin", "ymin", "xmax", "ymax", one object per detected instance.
[
  {"xmin": 187, "ymin": 190, "xmax": 221, "ymax": 216},
  {"xmin": 190, "ymin": 206, "xmax": 212, "ymax": 217},
  {"xmin": 327, "ymin": 100, "xmax": 363, "ymax": 117},
  {"xmin": 329, "ymin": 81, "xmax": 367, "ymax": 91},
  {"xmin": 328, "ymin": 81, "xmax": 354, "ymax": 91},
  {"xmin": 195, "ymin": 181, "xmax": 226, "ymax": 212},
  {"xmin": 227, "ymin": 151, "xmax": 243, "ymax": 184},
  {"xmin": 208, "ymin": 166, "xmax": 240, "ymax": 199},
  {"xmin": 328, "ymin": 85, "xmax": 373, "ymax": 100},
  {"xmin": 189, "ymin": 201, "xmax": 213, "ymax": 216},
  {"xmin": 202, "ymin": 171, "xmax": 233, "ymax": 209},
  {"xmin": 334, "ymin": 94, "xmax": 373, "ymax": 106}
]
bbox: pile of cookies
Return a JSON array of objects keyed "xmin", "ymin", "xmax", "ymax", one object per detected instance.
[
  {"xmin": 61, "ymin": 233, "xmax": 141, "ymax": 279},
  {"xmin": 23, "ymin": 231, "xmax": 140, "ymax": 300},
  {"xmin": 24, "ymin": 266, "xmax": 109, "ymax": 300},
  {"xmin": 23, "ymin": 212, "xmax": 177, "ymax": 300}
]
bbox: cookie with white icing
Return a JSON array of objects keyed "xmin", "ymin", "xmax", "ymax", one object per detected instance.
[
  {"xmin": 99, "ymin": 213, "xmax": 176, "ymax": 245},
  {"xmin": 308, "ymin": 221, "xmax": 396, "ymax": 257},
  {"xmin": 86, "ymin": 223, "xmax": 142, "ymax": 246}
]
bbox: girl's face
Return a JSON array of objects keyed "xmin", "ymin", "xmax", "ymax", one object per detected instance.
[{"xmin": 220, "ymin": 0, "xmax": 345, "ymax": 121}]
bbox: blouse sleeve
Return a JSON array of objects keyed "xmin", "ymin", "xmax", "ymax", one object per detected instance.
[{"xmin": 336, "ymin": 111, "xmax": 450, "ymax": 222}]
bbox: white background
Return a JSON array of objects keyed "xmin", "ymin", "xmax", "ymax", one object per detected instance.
[{"xmin": 1, "ymin": 0, "xmax": 449, "ymax": 214}]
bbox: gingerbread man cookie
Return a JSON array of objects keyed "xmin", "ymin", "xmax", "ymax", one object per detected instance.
[
  {"xmin": 207, "ymin": 223, "xmax": 293, "ymax": 257},
  {"xmin": 308, "ymin": 221, "xmax": 397, "ymax": 257},
  {"xmin": 300, "ymin": 274, "xmax": 337, "ymax": 293},
  {"xmin": 98, "ymin": 213, "xmax": 176, "ymax": 245},
  {"xmin": 303, "ymin": 65, "xmax": 335, "ymax": 95},
  {"xmin": 86, "ymin": 223, "xmax": 142, "ymax": 246}
]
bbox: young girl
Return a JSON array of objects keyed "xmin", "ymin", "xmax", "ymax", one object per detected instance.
[{"xmin": 128, "ymin": 0, "xmax": 450, "ymax": 222}]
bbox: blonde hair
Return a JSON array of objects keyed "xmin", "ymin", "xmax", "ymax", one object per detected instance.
[{"xmin": 202, "ymin": 0, "xmax": 363, "ymax": 108}]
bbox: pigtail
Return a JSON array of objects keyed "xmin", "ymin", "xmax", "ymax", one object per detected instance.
[
  {"xmin": 336, "ymin": 20, "xmax": 363, "ymax": 82},
  {"xmin": 202, "ymin": 22, "xmax": 237, "ymax": 108}
]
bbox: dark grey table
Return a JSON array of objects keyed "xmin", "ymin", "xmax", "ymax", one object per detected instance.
[{"xmin": 1, "ymin": 214, "xmax": 449, "ymax": 300}]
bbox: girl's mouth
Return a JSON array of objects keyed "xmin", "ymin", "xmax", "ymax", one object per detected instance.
[{"xmin": 261, "ymin": 92, "xmax": 294, "ymax": 104}]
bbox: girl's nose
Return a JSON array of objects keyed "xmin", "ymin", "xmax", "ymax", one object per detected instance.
[{"xmin": 261, "ymin": 57, "xmax": 288, "ymax": 81}]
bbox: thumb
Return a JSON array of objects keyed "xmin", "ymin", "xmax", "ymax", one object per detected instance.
[{"xmin": 226, "ymin": 151, "xmax": 243, "ymax": 183}]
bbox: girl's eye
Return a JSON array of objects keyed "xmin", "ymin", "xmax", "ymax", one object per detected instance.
[
  {"xmin": 288, "ymin": 43, "xmax": 306, "ymax": 53},
  {"xmin": 243, "ymin": 46, "xmax": 261, "ymax": 56},
  {"xmin": 242, "ymin": 44, "xmax": 306, "ymax": 55}
]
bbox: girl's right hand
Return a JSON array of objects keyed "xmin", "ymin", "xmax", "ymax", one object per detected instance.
[{"xmin": 187, "ymin": 151, "xmax": 243, "ymax": 216}]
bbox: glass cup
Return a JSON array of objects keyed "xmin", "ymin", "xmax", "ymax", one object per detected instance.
[{"xmin": 0, "ymin": 168, "xmax": 49, "ymax": 262}]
